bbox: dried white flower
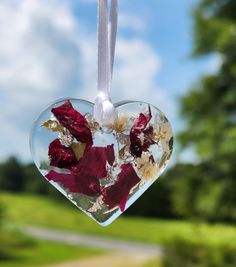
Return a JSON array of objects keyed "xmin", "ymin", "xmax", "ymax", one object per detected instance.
[
  {"xmin": 154, "ymin": 121, "xmax": 173, "ymax": 152},
  {"xmin": 59, "ymin": 129, "xmax": 74, "ymax": 147},
  {"xmin": 135, "ymin": 151, "xmax": 151, "ymax": 167},
  {"xmin": 139, "ymin": 162, "xmax": 159, "ymax": 181},
  {"xmin": 112, "ymin": 112, "xmax": 128, "ymax": 132},
  {"xmin": 135, "ymin": 151, "xmax": 159, "ymax": 181}
]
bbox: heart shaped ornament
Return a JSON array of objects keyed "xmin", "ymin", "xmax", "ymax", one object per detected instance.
[{"xmin": 30, "ymin": 98, "xmax": 173, "ymax": 225}]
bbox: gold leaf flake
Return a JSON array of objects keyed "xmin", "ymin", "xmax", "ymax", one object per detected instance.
[
  {"xmin": 71, "ymin": 142, "xmax": 86, "ymax": 161},
  {"xmin": 159, "ymin": 152, "xmax": 170, "ymax": 169},
  {"xmin": 119, "ymin": 145, "xmax": 127, "ymax": 160},
  {"xmin": 41, "ymin": 119, "xmax": 64, "ymax": 133},
  {"xmin": 85, "ymin": 113, "xmax": 101, "ymax": 133}
]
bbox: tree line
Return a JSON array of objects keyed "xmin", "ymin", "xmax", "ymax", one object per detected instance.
[{"xmin": 0, "ymin": 156, "xmax": 235, "ymax": 223}]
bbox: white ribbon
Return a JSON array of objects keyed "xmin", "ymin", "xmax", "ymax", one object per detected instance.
[{"xmin": 94, "ymin": 0, "xmax": 118, "ymax": 127}]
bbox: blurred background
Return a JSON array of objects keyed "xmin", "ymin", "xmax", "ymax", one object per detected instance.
[{"xmin": 0, "ymin": 0, "xmax": 236, "ymax": 266}]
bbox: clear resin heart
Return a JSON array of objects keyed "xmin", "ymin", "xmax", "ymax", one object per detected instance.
[{"xmin": 30, "ymin": 99, "xmax": 173, "ymax": 226}]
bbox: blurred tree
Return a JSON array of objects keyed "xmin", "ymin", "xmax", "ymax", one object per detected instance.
[
  {"xmin": 24, "ymin": 163, "xmax": 53, "ymax": 195},
  {"xmin": 165, "ymin": 164, "xmax": 204, "ymax": 219},
  {"xmin": 178, "ymin": 0, "xmax": 236, "ymax": 221},
  {"xmin": 126, "ymin": 176, "xmax": 174, "ymax": 218},
  {"xmin": 0, "ymin": 201, "xmax": 4, "ymax": 227},
  {"xmin": 0, "ymin": 157, "xmax": 25, "ymax": 192},
  {"xmin": 23, "ymin": 163, "xmax": 66, "ymax": 200}
]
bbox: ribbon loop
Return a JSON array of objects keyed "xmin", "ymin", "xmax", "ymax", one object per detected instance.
[{"xmin": 94, "ymin": 0, "xmax": 118, "ymax": 127}]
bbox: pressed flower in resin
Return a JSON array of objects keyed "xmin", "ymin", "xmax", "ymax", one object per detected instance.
[{"xmin": 34, "ymin": 99, "xmax": 173, "ymax": 225}]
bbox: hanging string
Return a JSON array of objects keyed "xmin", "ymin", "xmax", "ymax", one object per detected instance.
[{"xmin": 94, "ymin": 0, "xmax": 118, "ymax": 127}]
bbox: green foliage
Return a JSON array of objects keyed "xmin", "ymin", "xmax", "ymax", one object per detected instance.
[
  {"xmin": 0, "ymin": 202, "xmax": 4, "ymax": 227},
  {"xmin": 2, "ymin": 193, "xmax": 236, "ymax": 248},
  {"xmin": 142, "ymin": 259, "xmax": 162, "ymax": 267},
  {"xmin": 164, "ymin": 164, "xmax": 204, "ymax": 219},
  {"xmin": 193, "ymin": 0, "xmax": 236, "ymax": 56},
  {"xmin": 178, "ymin": 0, "xmax": 236, "ymax": 222},
  {"xmin": 126, "ymin": 176, "xmax": 173, "ymax": 219},
  {"xmin": 0, "ymin": 230, "xmax": 36, "ymax": 261},
  {"xmin": 162, "ymin": 163, "xmax": 236, "ymax": 222},
  {"xmin": 163, "ymin": 239, "xmax": 236, "ymax": 267},
  {"xmin": 0, "ymin": 157, "xmax": 25, "ymax": 192},
  {"xmin": 23, "ymin": 163, "xmax": 50, "ymax": 195},
  {"xmin": 0, "ymin": 229, "xmax": 102, "ymax": 266},
  {"xmin": 0, "ymin": 158, "xmax": 65, "ymax": 201},
  {"xmin": 2, "ymin": 193, "xmax": 236, "ymax": 267}
]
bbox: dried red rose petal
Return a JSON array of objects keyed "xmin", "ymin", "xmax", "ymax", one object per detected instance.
[
  {"xmin": 106, "ymin": 144, "xmax": 115, "ymax": 166},
  {"xmin": 51, "ymin": 100, "xmax": 93, "ymax": 148},
  {"xmin": 46, "ymin": 144, "xmax": 115, "ymax": 197},
  {"xmin": 102, "ymin": 163, "xmax": 141, "ymax": 212},
  {"xmin": 48, "ymin": 139, "xmax": 78, "ymax": 169},
  {"xmin": 75, "ymin": 145, "xmax": 115, "ymax": 179},
  {"xmin": 130, "ymin": 105, "xmax": 152, "ymax": 157},
  {"xmin": 129, "ymin": 137, "xmax": 142, "ymax": 157},
  {"xmin": 46, "ymin": 170, "xmax": 101, "ymax": 196},
  {"xmin": 143, "ymin": 126, "xmax": 155, "ymax": 148}
]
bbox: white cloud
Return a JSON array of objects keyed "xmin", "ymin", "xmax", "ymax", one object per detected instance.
[
  {"xmin": 78, "ymin": 35, "xmax": 175, "ymax": 117},
  {"xmin": 0, "ymin": 0, "xmax": 81, "ymax": 161},
  {"xmin": 77, "ymin": 1, "xmax": 146, "ymax": 32},
  {"xmin": 0, "ymin": 0, "xmax": 176, "ymax": 162},
  {"xmin": 114, "ymin": 39, "xmax": 160, "ymax": 100},
  {"xmin": 119, "ymin": 13, "xmax": 146, "ymax": 32},
  {"xmin": 114, "ymin": 39, "xmax": 176, "ymax": 124}
]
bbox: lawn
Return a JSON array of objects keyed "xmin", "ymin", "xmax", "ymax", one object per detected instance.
[
  {"xmin": 0, "ymin": 228, "xmax": 103, "ymax": 267},
  {"xmin": 2, "ymin": 192, "xmax": 236, "ymax": 247}
]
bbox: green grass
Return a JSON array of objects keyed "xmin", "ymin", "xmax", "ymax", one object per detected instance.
[
  {"xmin": 0, "ymin": 229, "xmax": 103, "ymax": 267},
  {"xmin": 2, "ymin": 192, "xmax": 236, "ymax": 247},
  {"xmin": 142, "ymin": 259, "xmax": 162, "ymax": 267}
]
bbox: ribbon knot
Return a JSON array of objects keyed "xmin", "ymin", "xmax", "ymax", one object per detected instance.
[
  {"xmin": 94, "ymin": 92, "xmax": 117, "ymax": 127},
  {"xmin": 94, "ymin": 0, "xmax": 118, "ymax": 127}
]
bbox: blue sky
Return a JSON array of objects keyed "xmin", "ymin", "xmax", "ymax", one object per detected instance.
[
  {"xmin": 74, "ymin": 0, "xmax": 213, "ymax": 95},
  {"xmin": 0, "ymin": 0, "xmax": 218, "ymax": 162}
]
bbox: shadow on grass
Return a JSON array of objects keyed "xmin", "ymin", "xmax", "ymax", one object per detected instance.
[{"xmin": 0, "ymin": 229, "xmax": 37, "ymax": 263}]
